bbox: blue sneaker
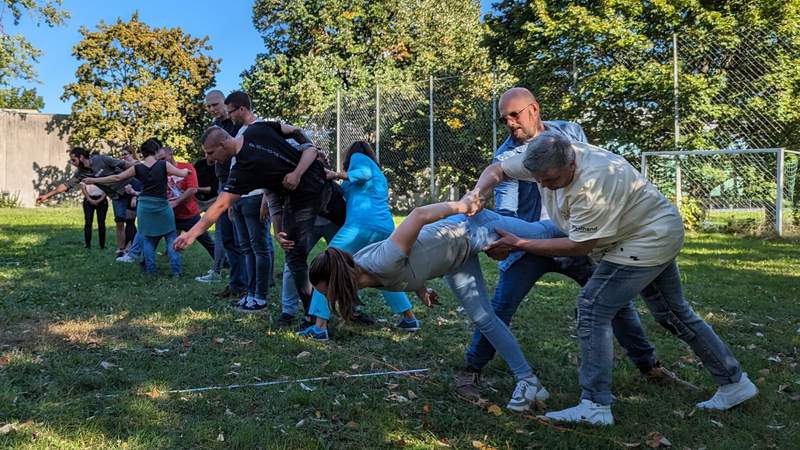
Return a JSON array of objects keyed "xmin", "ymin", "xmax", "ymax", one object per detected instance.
[
  {"xmin": 298, "ymin": 326, "xmax": 330, "ymax": 341},
  {"xmin": 396, "ymin": 317, "xmax": 420, "ymax": 332}
]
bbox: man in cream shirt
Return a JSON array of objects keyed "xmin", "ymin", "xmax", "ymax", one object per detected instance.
[{"xmin": 467, "ymin": 132, "xmax": 756, "ymax": 425}]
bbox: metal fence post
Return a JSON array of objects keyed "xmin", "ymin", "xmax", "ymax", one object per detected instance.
[
  {"xmin": 673, "ymin": 32, "xmax": 682, "ymax": 210},
  {"xmin": 429, "ymin": 75, "xmax": 435, "ymax": 201},
  {"xmin": 776, "ymin": 147, "xmax": 784, "ymax": 236},
  {"xmin": 492, "ymin": 72, "xmax": 497, "ymax": 152},
  {"xmin": 641, "ymin": 154, "xmax": 648, "ymax": 180},
  {"xmin": 336, "ymin": 88, "xmax": 341, "ymax": 172},
  {"xmin": 375, "ymin": 83, "xmax": 380, "ymax": 163}
]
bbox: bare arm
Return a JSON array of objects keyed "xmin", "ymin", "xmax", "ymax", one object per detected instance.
[
  {"xmin": 485, "ymin": 229, "xmax": 598, "ymax": 258},
  {"xmin": 174, "ymin": 192, "xmax": 240, "ymax": 251},
  {"xmin": 166, "ymin": 162, "xmax": 190, "ymax": 177},
  {"xmin": 83, "ymin": 166, "xmax": 136, "ymax": 185},
  {"xmin": 390, "ymin": 199, "xmax": 477, "ymax": 255},
  {"xmin": 464, "ymin": 162, "xmax": 509, "ymax": 215},
  {"xmin": 283, "ymin": 147, "xmax": 318, "ymax": 190},
  {"xmin": 36, "ymin": 183, "xmax": 69, "ymax": 203}
]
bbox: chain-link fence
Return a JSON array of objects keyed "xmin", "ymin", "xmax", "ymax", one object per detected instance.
[{"xmin": 303, "ymin": 29, "xmax": 800, "ymax": 234}]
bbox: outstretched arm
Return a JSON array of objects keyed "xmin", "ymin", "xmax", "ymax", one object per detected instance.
[
  {"xmin": 166, "ymin": 162, "xmax": 190, "ymax": 177},
  {"xmin": 36, "ymin": 183, "xmax": 69, "ymax": 203},
  {"xmin": 485, "ymin": 228, "xmax": 598, "ymax": 259},
  {"xmin": 389, "ymin": 196, "xmax": 480, "ymax": 255},
  {"xmin": 173, "ymin": 192, "xmax": 240, "ymax": 250},
  {"xmin": 83, "ymin": 166, "xmax": 136, "ymax": 185},
  {"xmin": 463, "ymin": 162, "xmax": 509, "ymax": 215}
]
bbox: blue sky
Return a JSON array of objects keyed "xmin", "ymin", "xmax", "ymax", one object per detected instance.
[{"xmin": 5, "ymin": 0, "xmax": 495, "ymax": 114}]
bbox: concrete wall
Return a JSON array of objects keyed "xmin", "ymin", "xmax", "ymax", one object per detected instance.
[{"xmin": 0, "ymin": 109, "xmax": 74, "ymax": 207}]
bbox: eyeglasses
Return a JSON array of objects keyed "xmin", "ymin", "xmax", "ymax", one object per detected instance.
[
  {"xmin": 226, "ymin": 106, "xmax": 239, "ymax": 115},
  {"xmin": 499, "ymin": 103, "xmax": 535, "ymax": 125}
]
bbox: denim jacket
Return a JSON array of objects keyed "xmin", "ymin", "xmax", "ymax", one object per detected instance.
[{"xmin": 494, "ymin": 120, "xmax": 587, "ymax": 270}]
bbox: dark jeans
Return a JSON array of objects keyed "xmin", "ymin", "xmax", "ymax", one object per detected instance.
[
  {"xmin": 175, "ymin": 215, "xmax": 215, "ymax": 260},
  {"xmin": 282, "ymin": 196, "xmax": 323, "ymax": 314},
  {"xmin": 465, "ymin": 253, "xmax": 657, "ymax": 373},
  {"xmin": 578, "ymin": 259, "xmax": 742, "ymax": 405},
  {"xmin": 82, "ymin": 198, "xmax": 108, "ymax": 248},
  {"xmin": 231, "ymin": 195, "xmax": 274, "ymax": 301},
  {"xmin": 216, "ymin": 209, "xmax": 247, "ymax": 292}
]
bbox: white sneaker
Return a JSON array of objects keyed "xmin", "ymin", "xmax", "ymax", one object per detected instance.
[
  {"xmin": 545, "ymin": 399, "xmax": 614, "ymax": 426},
  {"xmin": 195, "ymin": 269, "xmax": 223, "ymax": 283},
  {"xmin": 116, "ymin": 254, "xmax": 135, "ymax": 263},
  {"xmin": 506, "ymin": 376, "xmax": 547, "ymax": 412},
  {"xmin": 696, "ymin": 372, "xmax": 758, "ymax": 410}
]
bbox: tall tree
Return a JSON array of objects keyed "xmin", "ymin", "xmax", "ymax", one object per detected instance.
[
  {"xmin": 484, "ymin": 0, "xmax": 800, "ymax": 153},
  {"xmin": 242, "ymin": 0, "xmax": 495, "ymax": 121},
  {"xmin": 0, "ymin": 0, "xmax": 69, "ymax": 109},
  {"xmin": 62, "ymin": 14, "xmax": 219, "ymax": 158}
]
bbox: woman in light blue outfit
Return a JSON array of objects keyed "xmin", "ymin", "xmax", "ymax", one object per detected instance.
[
  {"xmin": 309, "ymin": 197, "xmax": 562, "ymax": 412},
  {"xmin": 300, "ymin": 141, "xmax": 418, "ymax": 339}
]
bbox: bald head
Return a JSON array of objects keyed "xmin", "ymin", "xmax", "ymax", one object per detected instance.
[
  {"xmin": 499, "ymin": 87, "xmax": 536, "ymax": 107},
  {"xmin": 497, "ymin": 87, "xmax": 543, "ymax": 143}
]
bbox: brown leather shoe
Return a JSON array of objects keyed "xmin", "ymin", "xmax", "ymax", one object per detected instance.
[
  {"xmin": 641, "ymin": 364, "xmax": 701, "ymax": 391},
  {"xmin": 213, "ymin": 285, "xmax": 239, "ymax": 298},
  {"xmin": 455, "ymin": 369, "xmax": 482, "ymax": 402}
]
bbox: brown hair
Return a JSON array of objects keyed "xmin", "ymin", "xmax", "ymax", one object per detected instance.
[
  {"xmin": 309, "ymin": 248, "xmax": 360, "ymax": 321},
  {"xmin": 343, "ymin": 141, "xmax": 378, "ymax": 171}
]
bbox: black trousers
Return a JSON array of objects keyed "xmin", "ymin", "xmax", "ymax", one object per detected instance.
[{"xmin": 83, "ymin": 198, "xmax": 108, "ymax": 248}]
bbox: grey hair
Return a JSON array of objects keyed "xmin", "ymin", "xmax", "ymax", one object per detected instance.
[
  {"xmin": 522, "ymin": 132, "xmax": 575, "ymax": 174},
  {"xmin": 205, "ymin": 89, "xmax": 225, "ymax": 100}
]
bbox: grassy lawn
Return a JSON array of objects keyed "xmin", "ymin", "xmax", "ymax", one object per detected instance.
[{"xmin": 1, "ymin": 207, "xmax": 799, "ymax": 449}]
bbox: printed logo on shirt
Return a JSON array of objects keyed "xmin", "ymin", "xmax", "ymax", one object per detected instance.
[{"xmin": 571, "ymin": 225, "xmax": 598, "ymax": 233}]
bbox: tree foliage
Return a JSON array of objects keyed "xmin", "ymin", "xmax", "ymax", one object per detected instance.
[
  {"xmin": 242, "ymin": 0, "xmax": 495, "ymax": 121},
  {"xmin": 62, "ymin": 14, "xmax": 219, "ymax": 158},
  {"xmin": 484, "ymin": 0, "xmax": 800, "ymax": 154},
  {"xmin": 0, "ymin": 0, "xmax": 69, "ymax": 109}
]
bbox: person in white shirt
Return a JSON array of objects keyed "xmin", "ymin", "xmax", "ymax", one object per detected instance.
[{"xmin": 466, "ymin": 132, "xmax": 757, "ymax": 425}]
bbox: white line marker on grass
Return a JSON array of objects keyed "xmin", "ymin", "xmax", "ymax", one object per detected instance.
[{"xmin": 101, "ymin": 368, "xmax": 429, "ymax": 398}]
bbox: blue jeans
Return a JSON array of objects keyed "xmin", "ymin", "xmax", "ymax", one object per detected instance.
[
  {"xmin": 230, "ymin": 196, "xmax": 273, "ymax": 301},
  {"xmin": 309, "ymin": 225, "xmax": 413, "ymax": 320},
  {"xmin": 127, "ymin": 231, "xmax": 143, "ymax": 258},
  {"xmin": 578, "ymin": 259, "xmax": 742, "ymax": 405},
  {"xmin": 281, "ymin": 217, "xmax": 339, "ymax": 316},
  {"xmin": 142, "ymin": 230, "xmax": 180, "ymax": 275},
  {"xmin": 216, "ymin": 209, "xmax": 247, "ymax": 292},
  {"xmin": 465, "ymin": 254, "xmax": 657, "ymax": 374},
  {"xmin": 442, "ymin": 211, "xmax": 562, "ymax": 380}
]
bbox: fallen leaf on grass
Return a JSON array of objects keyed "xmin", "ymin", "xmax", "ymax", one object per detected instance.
[
  {"xmin": 620, "ymin": 443, "xmax": 641, "ymax": 448},
  {"xmin": 645, "ymin": 432, "xmax": 671, "ymax": 448},
  {"xmin": 758, "ymin": 368, "xmax": 770, "ymax": 377},
  {"xmin": 182, "ymin": 336, "xmax": 191, "ymax": 349},
  {"xmin": 407, "ymin": 390, "xmax": 417, "ymax": 400},
  {"xmin": 0, "ymin": 356, "xmax": 10, "ymax": 366},
  {"xmin": 214, "ymin": 337, "xmax": 225, "ymax": 344},
  {"xmin": 472, "ymin": 440, "xmax": 497, "ymax": 450},
  {"xmin": 709, "ymin": 419, "xmax": 723, "ymax": 428},
  {"xmin": 486, "ymin": 404, "xmax": 502, "ymax": 416},
  {"xmin": 296, "ymin": 351, "xmax": 311, "ymax": 359},
  {"xmin": 345, "ymin": 421, "xmax": 357, "ymax": 429},
  {"xmin": 100, "ymin": 361, "xmax": 116, "ymax": 370},
  {"xmin": 423, "ymin": 403, "xmax": 431, "ymax": 414},
  {"xmin": 216, "ymin": 432, "xmax": 225, "ymax": 442},
  {"xmin": 351, "ymin": 364, "xmax": 360, "ymax": 370},
  {"xmin": 0, "ymin": 423, "xmax": 14, "ymax": 435},
  {"xmin": 299, "ymin": 382, "xmax": 315, "ymax": 392},
  {"xmin": 146, "ymin": 387, "xmax": 161, "ymax": 399},
  {"xmin": 386, "ymin": 393, "xmax": 409, "ymax": 402},
  {"xmin": 386, "ymin": 383, "xmax": 399, "ymax": 390}
]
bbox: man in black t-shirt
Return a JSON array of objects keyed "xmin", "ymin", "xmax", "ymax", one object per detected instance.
[{"xmin": 175, "ymin": 122, "xmax": 346, "ymax": 320}]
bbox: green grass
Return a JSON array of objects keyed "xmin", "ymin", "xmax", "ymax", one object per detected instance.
[{"xmin": 1, "ymin": 208, "xmax": 799, "ymax": 449}]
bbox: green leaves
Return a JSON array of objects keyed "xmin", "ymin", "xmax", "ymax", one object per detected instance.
[{"xmin": 61, "ymin": 14, "xmax": 219, "ymax": 159}]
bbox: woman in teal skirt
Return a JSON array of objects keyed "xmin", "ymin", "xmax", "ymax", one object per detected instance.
[{"xmin": 85, "ymin": 139, "xmax": 189, "ymax": 276}]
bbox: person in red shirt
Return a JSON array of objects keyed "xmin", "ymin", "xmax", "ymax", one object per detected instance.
[{"xmin": 158, "ymin": 147, "xmax": 216, "ymax": 260}]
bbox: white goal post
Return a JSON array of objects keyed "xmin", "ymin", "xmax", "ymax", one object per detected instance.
[{"xmin": 641, "ymin": 148, "xmax": 799, "ymax": 236}]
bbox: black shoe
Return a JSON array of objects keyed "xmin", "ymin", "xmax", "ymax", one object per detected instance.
[
  {"xmin": 296, "ymin": 316, "xmax": 315, "ymax": 331},
  {"xmin": 352, "ymin": 311, "xmax": 376, "ymax": 326},
  {"xmin": 275, "ymin": 312, "xmax": 295, "ymax": 328}
]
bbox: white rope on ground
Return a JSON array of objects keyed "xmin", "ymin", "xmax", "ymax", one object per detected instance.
[{"xmin": 100, "ymin": 368, "xmax": 429, "ymax": 398}]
